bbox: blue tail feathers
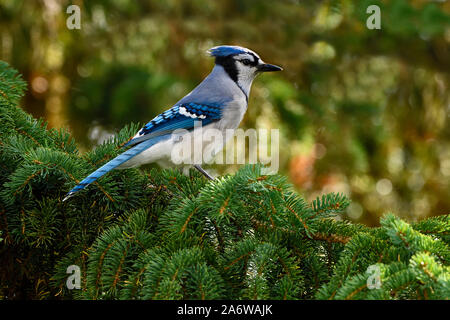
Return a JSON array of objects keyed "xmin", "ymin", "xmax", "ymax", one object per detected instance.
[{"xmin": 63, "ymin": 137, "xmax": 164, "ymax": 201}]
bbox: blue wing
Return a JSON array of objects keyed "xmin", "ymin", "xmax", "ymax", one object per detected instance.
[
  {"xmin": 63, "ymin": 102, "xmax": 223, "ymax": 201},
  {"xmin": 124, "ymin": 102, "xmax": 223, "ymax": 147}
]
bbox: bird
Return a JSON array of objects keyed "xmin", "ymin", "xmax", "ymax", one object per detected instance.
[{"xmin": 63, "ymin": 45, "xmax": 282, "ymax": 201}]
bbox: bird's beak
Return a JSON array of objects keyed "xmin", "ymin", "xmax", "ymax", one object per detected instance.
[{"xmin": 257, "ymin": 63, "xmax": 283, "ymax": 72}]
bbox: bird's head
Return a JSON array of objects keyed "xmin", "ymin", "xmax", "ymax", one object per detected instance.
[{"xmin": 208, "ymin": 45, "xmax": 282, "ymax": 93}]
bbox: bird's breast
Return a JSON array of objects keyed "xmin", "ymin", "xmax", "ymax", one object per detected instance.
[{"xmin": 218, "ymin": 98, "xmax": 248, "ymax": 131}]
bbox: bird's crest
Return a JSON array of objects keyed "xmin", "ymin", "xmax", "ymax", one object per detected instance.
[{"xmin": 208, "ymin": 45, "xmax": 255, "ymax": 58}]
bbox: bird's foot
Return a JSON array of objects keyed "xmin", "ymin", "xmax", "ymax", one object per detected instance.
[{"xmin": 193, "ymin": 165, "xmax": 215, "ymax": 180}]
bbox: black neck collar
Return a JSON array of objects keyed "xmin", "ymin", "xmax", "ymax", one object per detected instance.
[{"xmin": 215, "ymin": 57, "xmax": 248, "ymax": 104}]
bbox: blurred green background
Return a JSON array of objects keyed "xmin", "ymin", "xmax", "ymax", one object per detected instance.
[{"xmin": 0, "ymin": 0, "xmax": 449, "ymax": 226}]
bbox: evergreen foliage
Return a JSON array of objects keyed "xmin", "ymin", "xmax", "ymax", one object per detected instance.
[{"xmin": 0, "ymin": 62, "xmax": 448, "ymax": 300}]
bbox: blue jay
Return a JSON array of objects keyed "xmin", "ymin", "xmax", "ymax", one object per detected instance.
[{"xmin": 63, "ymin": 45, "xmax": 282, "ymax": 201}]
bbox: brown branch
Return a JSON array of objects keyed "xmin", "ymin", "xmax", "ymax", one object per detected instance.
[
  {"xmin": 16, "ymin": 128, "xmax": 41, "ymax": 146},
  {"xmin": 180, "ymin": 207, "xmax": 198, "ymax": 234},
  {"xmin": 219, "ymin": 196, "xmax": 231, "ymax": 216},
  {"xmin": 13, "ymin": 169, "xmax": 42, "ymax": 196},
  {"xmin": 224, "ymin": 251, "xmax": 254, "ymax": 270},
  {"xmin": 93, "ymin": 181, "xmax": 115, "ymax": 202},
  {"xmin": 112, "ymin": 242, "xmax": 130, "ymax": 289},
  {"xmin": 345, "ymin": 284, "xmax": 367, "ymax": 300}
]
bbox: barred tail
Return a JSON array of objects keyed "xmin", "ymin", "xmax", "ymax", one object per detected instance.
[{"xmin": 63, "ymin": 137, "xmax": 161, "ymax": 202}]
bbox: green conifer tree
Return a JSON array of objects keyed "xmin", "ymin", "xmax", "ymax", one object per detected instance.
[{"xmin": 0, "ymin": 62, "xmax": 448, "ymax": 300}]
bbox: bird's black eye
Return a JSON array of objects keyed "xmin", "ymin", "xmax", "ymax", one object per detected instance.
[{"xmin": 241, "ymin": 59, "xmax": 252, "ymax": 65}]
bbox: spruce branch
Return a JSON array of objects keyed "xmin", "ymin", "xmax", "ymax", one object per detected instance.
[{"xmin": 0, "ymin": 62, "xmax": 448, "ymax": 300}]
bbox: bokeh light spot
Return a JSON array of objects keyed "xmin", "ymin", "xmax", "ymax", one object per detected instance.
[
  {"xmin": 376, "ymin": 179, "xmax": 393, "ymax": 196},
  {"xmin": 31, "ymin": 76, "xmax": 48, "ymax": 94}
]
